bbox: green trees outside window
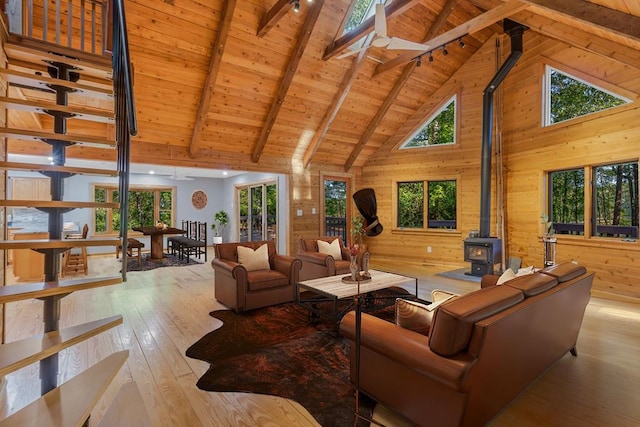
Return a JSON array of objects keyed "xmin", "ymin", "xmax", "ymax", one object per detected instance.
[
  {"xmin": 94, "ymin": 185, "xmax": 174, "ymax": 234},
  {"xmin": 546, "ymin": 67, "xmax": 629, "ymax": 126},
  {"xmin": 402, "ymin": 96, "xmax": 456, "ymax": 148},
  {"xmin": 548, "ymin": 162, "xmax": 638, "ymax": 238},
  {"xmin": 397, "ymin": 180, "xmax": 457, "ymax": 229},
  {"xmin": 344, "ymin": 0, "xmax": 375, "ymax": 33}
]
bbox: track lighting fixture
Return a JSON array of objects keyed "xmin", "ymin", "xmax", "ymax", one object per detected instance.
[
  {"xmin": 428, "ymin": 52, "xmax": 434, "ymax": 62},
  {"xmin": 442, "ymin": 45, "xmax": 448, "ymax": 55},
  {"xmin": 458, "ymin": 38, "xmax": 465, "ymax": 48},
  {"xmin": 416, "ymin": 56, "xmax": 422, "ymax": 67},
  {"xmin": 292, "ymin": 0, "xmax": 300, "ymax": 12}
]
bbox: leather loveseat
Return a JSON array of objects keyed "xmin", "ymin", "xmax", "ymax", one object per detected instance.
[
  {"xmin": 340, "ymin": 262, "xmax": 593, "ymax": 426},
  {"xmin": 211, "ymin": 240, "xmax": 302, "ymax": 313},
  {"xmin": 297, "ymin": 236, "xmax": 370, "ymax": 281}
]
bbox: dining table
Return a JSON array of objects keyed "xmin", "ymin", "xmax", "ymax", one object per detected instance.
[{"xmin": 132, "ymin": 226, "xmax": 186, "ymax": 261}]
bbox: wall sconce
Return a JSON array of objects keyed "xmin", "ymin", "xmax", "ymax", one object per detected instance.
[{"xmin": 292, "ymin": 0, "xmax": 300, "ymax": 12}]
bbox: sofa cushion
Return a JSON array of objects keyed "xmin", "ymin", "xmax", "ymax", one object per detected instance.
[
  {"xmin": 541, "ymin": 262, "xmax": 586, "ymax": 282},
  {"xmin": 429, "ymin": 285, "xmax": 524, "ymax": 357},
  {"xmin": 237, "ymin": 243, "xmax": 270, "ymax": 271},
  {"xmin": 246, "ymin": 270, "xmax": 289, "ymax": 291},
  {"xmin": 395, "ymin": 299, "xmax": 433, "ymax": 336},
  {"xmin": 505, "ymin": 272, "xmax": 558, "ymax": 297},
  {"xmin": 317, "ymin": 239, "xmax": 342, "ymax": 261}
]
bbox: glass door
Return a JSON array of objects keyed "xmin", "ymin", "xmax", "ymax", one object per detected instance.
[
  {"xmin": 322, "ymin": 176, "xmax": 350, "ymax": 244},
  {"xmin": 238, "ymin": 181, "xmax": 278, "ymax": 245}
]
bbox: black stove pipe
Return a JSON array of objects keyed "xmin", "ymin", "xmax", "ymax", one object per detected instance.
[{"xmin": 479, "ymin": 20, "xmax": 526, "ymax": 238}]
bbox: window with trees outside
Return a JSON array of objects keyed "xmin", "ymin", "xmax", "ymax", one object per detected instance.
[
  {"xmin": 94, "ymin": 185, "xmax": 174, "ymax": 234},
  {"xmin": 344, "ymin": 0, "xmax": 375, "ymax": 34},
  {"xmin": 397, "ymin": 180, "xmax": 457, "ymax": 229},
  {"xmin": 548, "ymin": 162, "xmax": 638, "ymax": 239},
  {"xmin": 401, "ymin": 95, "xmax": 456, "ymax": 148},
  {"xmin": 544, "ymin": 66, "xmax": 630, "ymax": 126}
]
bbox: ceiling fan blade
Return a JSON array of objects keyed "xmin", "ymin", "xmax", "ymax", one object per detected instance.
[
  {"xmin": 386, "ymin": 37, "xmax": 430, "ymax": 52},
  {"xmin": 374, "ymin": 3, "xmax": 387, "ymax": 39},
  {"xmin": 337, "ymin": 45, "xmax": 368, "ymax": 59}
]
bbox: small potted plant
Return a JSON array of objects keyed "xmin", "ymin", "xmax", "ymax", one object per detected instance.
[{"xmin": 212, "ymin": 210, "xmax": 229, "ymax": 244}]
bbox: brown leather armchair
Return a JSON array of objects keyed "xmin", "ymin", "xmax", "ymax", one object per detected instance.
[
  {"xmin": 297, "ymin": 236, "xmax": 370, "ymax": 281},
  {"xmin": 211, "ymin": 240, "xmax": 302, "ymax": 313}
]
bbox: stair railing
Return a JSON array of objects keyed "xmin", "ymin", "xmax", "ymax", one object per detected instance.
[{"xmin": 111, "ymin": 0, "xmax": 137, "ymax": 280}]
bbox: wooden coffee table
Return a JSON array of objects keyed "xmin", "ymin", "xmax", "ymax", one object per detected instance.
[{"xmin": 295, "ymin": 269, "xmax": 418, "ymax": 323}]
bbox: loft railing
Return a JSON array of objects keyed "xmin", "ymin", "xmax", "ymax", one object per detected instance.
[
  {"xmin": 5, "ymin": 0, "xmax": 109, "ymax": 54},
  {"xmin": 112, "ymin": 0, "xmax": 137, "ymax": 280}
]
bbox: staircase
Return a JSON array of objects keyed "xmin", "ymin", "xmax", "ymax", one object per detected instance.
[{"xmin": 0, "ymin": 0, "xmax": 141, "ymax": 424}]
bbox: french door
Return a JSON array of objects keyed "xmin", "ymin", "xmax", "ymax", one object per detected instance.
[
  {"xmin": 238, "ymin": 181, "xmax": 278, "ymax": 244},
  {"xmin": 322, "ymin": 175, "xmax": 351, "ymax": 244}
]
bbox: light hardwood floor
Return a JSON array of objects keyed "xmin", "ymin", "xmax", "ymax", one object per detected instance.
[{"xmin": 1, "ymin": 249, "xmax": 639, "ymax": 426}]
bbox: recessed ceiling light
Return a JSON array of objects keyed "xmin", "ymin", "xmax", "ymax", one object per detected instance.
[
  {"xmin": 222, "ymin": 171, "xmax": 228, "ymax": 176},
  {"xmin": 149, "ymin": 170, "xmax": 155, "ymax": 175}
]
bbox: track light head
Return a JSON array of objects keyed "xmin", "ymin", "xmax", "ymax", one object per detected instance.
[
  {"xmin": 416, "ymin": 56, "xmax": 422, "ymax": 67},
  {"xmin": 428, "ymin": 52, "xmax": 434, "ymax": 62},
  {"xmin": 458, "ymin": 38, "xmax": 465, "ymax": 48},
  {"xmin": 442, "ymin": 45, "xmax": 448, "ymax": 55},
  {"xmin": 292, "ymin": 0, "xmax": 300, "ymax": 12}
]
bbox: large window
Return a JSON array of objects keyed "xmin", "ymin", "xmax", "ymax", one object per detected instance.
[
  {"xmin": 401, "ymin": 95, "xmax": 457, "ymax": 148},
  {"xmin": 397, "ymin": 180, "xmax": 457, "ymax": 229},
  {"xmin": 544, "ymin": 66, "xmax": 630, "ymax": 126},
  {"xmin": 94, "ymin": 185, "xmax": 174, "ymax": 234},
  {"xmin": 547, "ymin": 162, "xmax": 638, "ymax": 239}
]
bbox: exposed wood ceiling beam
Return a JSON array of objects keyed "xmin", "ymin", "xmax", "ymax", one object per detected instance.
[
  {"xmin": 302, "ymin": 47, "xmax": 369, "ymax": 168},
  {"xmin": 373, "ymin": 0, "xmax": 528, "ymax": 76},
  {"xmin": 343, "ymin": 0, "xmax": 460, "ymax": 172},
  {"xmin": 257, "ymin": 0, "xmax": 294, "ymax": 38},
  {"xmin": 521, "ymin": 0, "xmax": 640, "ymax": 44},
  {"xmin": 322, "ymin": 0, "xmax": 420, "ymax": 61},
  {"xmin": 188, "ymin": 0, "xmax": 237, "ymax": 158},
  {"xmin": 469, "ymin": 0, "xmax": 640, "ymax": 70},
  {"xmin": 252, "ymin": 0, "xmax": 324, "ymax": 163}
]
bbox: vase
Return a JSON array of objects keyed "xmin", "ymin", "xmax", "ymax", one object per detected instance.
[
  {"xmin": 542, "ymin": 234, "xmax": 557, "ymax": 267},
  {"xmin": 350, "ymin": 255, "xmax": 358, "ymax": 281}
]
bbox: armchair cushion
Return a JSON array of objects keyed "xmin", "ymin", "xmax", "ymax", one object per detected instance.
[
  {"xmin": 317, "ymin": 238, "xmax": 342, "ymax": 261},
  {"xmin": 237, "ymin": 243, "xmax": 270, "ymax": 271}
]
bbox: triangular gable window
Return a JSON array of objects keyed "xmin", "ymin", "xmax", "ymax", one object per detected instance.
[
  {"xmin": 401, "ymin": 95, "xmax": 457, "ymax": 149},
  {"xmin": 344, "ymin": 0, "xmax": 377, "ymax": 34},
  {"xmin": 544, "ymin": 66, "xmax": 630, "ymax": 126}
]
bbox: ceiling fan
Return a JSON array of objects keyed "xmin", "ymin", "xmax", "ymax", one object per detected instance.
[
  {"xmin": 169, "ymin": 167, "xmax": 194, "ymax": 181},
  {"xmin": 338, "ymin": 2, "xmax": 430, "ymax": 59}
]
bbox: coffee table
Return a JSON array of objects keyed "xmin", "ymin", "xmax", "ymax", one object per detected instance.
[{"xmin": 295, "ymin": 269, "xmax": 418, "ymax": 323}]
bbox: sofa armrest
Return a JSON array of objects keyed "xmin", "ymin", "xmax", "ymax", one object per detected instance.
[
  {"xmin": 272, "ymin": 254, "xmax": 303, "ymax": 283},
  {"xmin": 297, "ymin": 251, "xmax": 332, "ymax": 266},
  {"xmin": 481, "ymin": 274, "xmax": 500, "ymax": 288},
  {"xmin": 340, "ymin": 311, "xmax": 476, "ymax": 392}
]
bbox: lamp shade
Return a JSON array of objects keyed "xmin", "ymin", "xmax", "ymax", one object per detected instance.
[{"xmin": 353, "ymin": 188, "xmax": 383, "ymax": 237}]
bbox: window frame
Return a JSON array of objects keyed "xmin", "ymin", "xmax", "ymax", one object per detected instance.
[
  {"xmin": 393, "ymin": 176, "xmax": 460, "ymax": 234},
  {"xmin": 400, "ymin": 94, "xmax": 458, "ymax": 149},
  {"xmin": 93, "ymin": 184, "xmax": 176, "ymax": 235},
  {"xmin": 542, "ymin": 65, "xmax": 632, "ymax": 127}
]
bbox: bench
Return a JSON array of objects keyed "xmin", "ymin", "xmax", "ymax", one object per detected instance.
[
  {"xmin": 116, "ymin": 238, "xmax": 145, "ymax": 266},
  {"xmin": 168, "ymin": 221, "xmax": 207, "ymax": 263}
]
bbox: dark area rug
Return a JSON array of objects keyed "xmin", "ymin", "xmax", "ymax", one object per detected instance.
[
  {"xmin": 121, "ymin": 253, "xmax": 203, "ymax": 272},
  {"xmin": 186, "ymin": 288, "xmax": 407, "ymax": 427}
]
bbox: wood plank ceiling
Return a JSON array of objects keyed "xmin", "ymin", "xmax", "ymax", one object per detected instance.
[{"xmin": 9, "ymin": 0, "xmax": 640, "ymax": 173}]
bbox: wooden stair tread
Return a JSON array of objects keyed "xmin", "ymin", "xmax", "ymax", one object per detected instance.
[
  {"xmin": 97, "ymin": 382, "xmax": 152, "ymax": 427},
  {"xmin": 0, "ymin": 276, "xmax": 122, "ymax": 304},
  {"xmin": 0, "ymin": 68, "xmax": 113, "ymax": 100},
  {"xmin": 0, "ymin": 97, "xmax": 114, "ymax": 123},
  {"xmin": 0, "ymin": 315, "xmax": 123, "ymax": 377},
  {"xmin": 0, "ymin": 200, "xmax": 119, "ymax": 209},
  {"xmin": 0, "ymin": 127, "xmax": 116, "ymax": 147},
  {"xmin": 0, "ymin": 351, "xmax": 128, "ymax": 427},
  {"xmin": 4, "ymin": 37, "xmax": 112, "ymax": 80},
  {"xmin": 0, "ymin": 237, "xmax": 121, "ymax": 250},
  {"xmin": 0, "ymin": 161, "xmax": 118, "ymax": 176}
]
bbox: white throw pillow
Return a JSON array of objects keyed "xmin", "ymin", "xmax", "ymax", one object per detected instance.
[
  {"xmin": 237, "ymin": 244, "xmax": 270, "ymax": 271},
  {"xmin": 496, "ymin": 268, "xmax": 517, "ymax": 285},
  {"xmin": 317, "ymin": 239, "xmax": 342, "ymax": 260},
  {"xmin": 516, "ymin": 266, "xmax": 535, "ymax": 276}
]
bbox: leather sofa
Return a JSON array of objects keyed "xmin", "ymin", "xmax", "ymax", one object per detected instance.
[
  {"xmin": 340, "ymin": 262, "xmax": 593, "ymax": 427},
  {"xmin": 211, "ymin": 240, "xmax": 302, "ymax": 313},
  {"xmin": 297, "ymin": 236, "xmax": 370, "ymax": 281}
]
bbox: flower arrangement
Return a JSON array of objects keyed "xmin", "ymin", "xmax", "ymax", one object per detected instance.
[{"xmin": 349, "ymin": 244, "xmax": 360, "ymax": 257}]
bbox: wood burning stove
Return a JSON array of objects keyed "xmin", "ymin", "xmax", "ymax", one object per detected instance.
[{"xmin": 464, "ymin": 237, "xmax": 502, "ymax": 276}]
